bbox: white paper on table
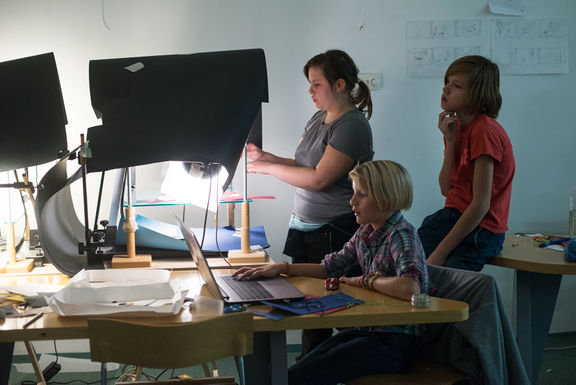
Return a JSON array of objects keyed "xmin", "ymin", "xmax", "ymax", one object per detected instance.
[
  {"xmin": 546, "ymin": 245, "xmax": 564, "ymax": 252},
  {"xmin": 0, "ymin": 284, "xmax": 65, "ymax": 297},
  {"xmin": 47, "ymin": 269, "xmax": 187, "ymax": 316},
  {"xmin": 59, "ymin": 269, "xmax": 175, "ymax": 304}
]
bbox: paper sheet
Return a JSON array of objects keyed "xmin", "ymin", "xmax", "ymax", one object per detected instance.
[
  {"xmin": 489, "ymin": 0, "xmax": 526, "ymax": 16},
  {"xmin": 48, "ymin": 269, "xmax": 186, "ymax": 316},
  {"xmin": 0, "ymin": 284, "xmax": 64, "ymax": 297}
]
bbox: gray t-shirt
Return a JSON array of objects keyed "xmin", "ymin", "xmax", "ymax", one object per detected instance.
[{"xmin": 293, "ymin": 109, "xmax": 373, "ymax": 223}]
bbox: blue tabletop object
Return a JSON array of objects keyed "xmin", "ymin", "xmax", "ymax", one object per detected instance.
[
  {"xmin": 116, "ymin": 214, "xmax": 269, "ymax": 252},
  {"xmin": 564, "ymin": 239, "xmax": 576, "ymax": 262},
  {"xmin": 262, "ymin": 292, "xmax": 364, "ymax": 315}
]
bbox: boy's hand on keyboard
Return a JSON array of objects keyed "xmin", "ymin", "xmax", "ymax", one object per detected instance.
[{"xmin": 232, "ymin": 264, "xmax": 283, "ymax": 281}]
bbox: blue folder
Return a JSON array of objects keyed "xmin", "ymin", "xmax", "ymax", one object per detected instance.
[{"xmin": 261, "ymin": 292, "xmax": 364, "ymax": 315}]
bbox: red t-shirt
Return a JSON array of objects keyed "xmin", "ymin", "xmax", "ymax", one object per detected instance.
[{"xmin": 445, "ymin": 114, "xmax": 515, "ymax": 233}]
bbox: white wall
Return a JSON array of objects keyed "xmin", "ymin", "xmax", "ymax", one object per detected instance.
[{"xmin": 1, "ymin": 0, "xmax": 575, "ymax": 333}]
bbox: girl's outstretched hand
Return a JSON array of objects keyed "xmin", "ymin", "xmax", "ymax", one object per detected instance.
[
  {"xmin": 232, "ymin": 263, "xmax": 283, "ymax": 281},
  {"xmin": 246, "ymin": 160, "xmax": 271, "ymax": 174},
  {"xmin": 438, "ymin": 111, "xmax": 458, "ymax": 144},
  {"xmin": 246, "ymin": 143, "xmax": 265, "ymax": 161}
]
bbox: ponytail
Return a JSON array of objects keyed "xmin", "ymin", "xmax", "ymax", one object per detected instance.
[{"xmin": 354, "ymin": 80, "xmax": 372, "ymax": 119}]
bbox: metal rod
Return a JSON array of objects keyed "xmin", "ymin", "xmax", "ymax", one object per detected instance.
[
  {"xmin": 243, "ymin": 144, "xmax": 248, "ymax": 201},
  {"xmin": 93, "ymin": 171, "xmax": 106, "ymax": 230},
  {"xmin": 80, "ymin": 134, "xmax": 91, "ymax": 249},
  {"xmin": 6, "ymin": 172, "xmax": 12, "ymax": 222},
  {"xmin": 126, "ymin": 167, "xmax": 133, "ymax": 206}
]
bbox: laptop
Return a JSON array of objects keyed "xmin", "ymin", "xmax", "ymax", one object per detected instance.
[{"xmin": 176, "ymin": 216, "xmax": 304, "ymax": 304}]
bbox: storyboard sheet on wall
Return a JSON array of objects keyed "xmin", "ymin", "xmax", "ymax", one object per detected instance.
[
  {"xmin": 406, "ymin": 18, "xmax": 568, "ymax": 77},
  {"xmin": 406, "ymin": 19, "xmax": 490, "ymax": 78},
  {"xmin": 491, "ymin": 19, "xmax": 568, "ymax": 74}
]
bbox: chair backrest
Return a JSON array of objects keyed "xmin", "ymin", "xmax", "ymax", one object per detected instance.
[
  {"xmin": 424, "ymin": 265, "xmax": 529, "ymax": 385},
  {"xmin": 88, "ymin": 312, "xmax": 253, "ymax": 369}
]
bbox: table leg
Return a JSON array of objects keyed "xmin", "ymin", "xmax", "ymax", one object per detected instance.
[
  {"xmin": 516, "ymin": 270, "xmax": 562, "ymax": 385},
  {"xmin": 0, "ymin": 342, "xmax": 14, "ymax": 384},
  {"xmin": 244, "ymin": 331, "xmax": 288, "ymax": 385}
]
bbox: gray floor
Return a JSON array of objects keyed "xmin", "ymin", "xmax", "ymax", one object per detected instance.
[
  {"xmin": 536, "ymin": 331, "xmax": 576, "ymax": 385},
  {"xmin": 9, "ymin": 333, "xmax": 576, "ymax": 384},
  {"xmin": 9, "ymin": 345, "xmax": 301, "ymax": 384}
]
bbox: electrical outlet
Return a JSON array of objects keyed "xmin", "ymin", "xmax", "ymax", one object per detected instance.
[{"xmin": 358, "ymin": 73, "xmax": 382, "ymax": 91}]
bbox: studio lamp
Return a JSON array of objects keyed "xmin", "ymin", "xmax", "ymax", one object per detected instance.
[
  {"xmin": 35, "ymin": 49, "xmax": 269, "ymax": 275},
  {"xmin": 0, "ymin": 52, "xmax": 68, "ymax": 273}
]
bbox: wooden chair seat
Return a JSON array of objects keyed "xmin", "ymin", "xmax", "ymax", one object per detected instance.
[
  {"xmin": 346, "ymin": 359, "xmax": 467, "ymax": 385},
  {"xmin": 88, "ymin": 312, "xmax": 253, "ymax": 384}
]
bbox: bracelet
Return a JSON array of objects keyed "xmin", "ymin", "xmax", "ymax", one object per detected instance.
[
  {"xmin": 362, "ymin": 273, "xmax": 373, "ymax": 289},
  {"xmin": 367, "ymin": 272, "xmax": 381, "ymax": 290},
  {"xmin": 359, "ymin": 272, "xmax": 382, "ymax": 290},
  {"xmin": 365, "ymin": 274, "xmax": 374, "ymax": 290},
  {"xmin": 282, "ymin": 261, "xmax": 290, "ymax": 276}
]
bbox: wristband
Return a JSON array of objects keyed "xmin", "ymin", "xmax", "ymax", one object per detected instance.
[{"xmin": 281, "ymin": 261, "xmax": 290, "ymax": 276}]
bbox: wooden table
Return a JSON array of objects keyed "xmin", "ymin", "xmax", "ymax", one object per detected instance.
[
  {"xmin": 0, "ymin": 269, "xmax": 469, "ymax": 385},
  {"xmin": 488, "ymin": 235, "xmax": 576, "ymax": 385}
]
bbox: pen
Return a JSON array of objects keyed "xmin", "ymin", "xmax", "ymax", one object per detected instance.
[
  {"xmin": 23, "ymin": 312, "xmax": 43, "ymax": 329},
  {"xmin": 538, "ymin": 237, "xmax": 572, "ymax": 248}
]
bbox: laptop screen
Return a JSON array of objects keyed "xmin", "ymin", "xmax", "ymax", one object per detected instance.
[{"xmin": 175, "ymin": 216, "xmax": 223, "ymax": 301}]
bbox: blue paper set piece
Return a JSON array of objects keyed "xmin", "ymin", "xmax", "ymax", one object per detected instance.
[
  {"xmin": 116, "ymin": 214, "xmax": 269, "ymax": 252},
  {"xmin": 261, "ymin": 292, "xmax": 364, "ymax": 315}
]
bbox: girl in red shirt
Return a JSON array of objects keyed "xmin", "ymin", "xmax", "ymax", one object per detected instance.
[{"xmin": 418, "ymin": 55, "xmax": 515, "ymax": 271}]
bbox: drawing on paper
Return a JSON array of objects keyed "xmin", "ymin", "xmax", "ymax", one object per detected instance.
[
  {"xmin": 491, "ymin": 18, "xmax": 568, "ymax": 74},
  {"xmin": 406, "ymin": 18, "xmax": 568, "ymax": 77},
  {"xmin": 406, "ymin": 19, "xmax": 489, "ymax": 78}
]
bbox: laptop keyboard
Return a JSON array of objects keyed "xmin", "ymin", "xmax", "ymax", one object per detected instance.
[{"xmin": 220, "ymin": 276, "xmax": 273, "ymax": 300}]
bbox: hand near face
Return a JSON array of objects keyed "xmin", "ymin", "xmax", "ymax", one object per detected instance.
[{"xmin": 438, "ymin": 111, "xmax": 458, "ymax": 144}]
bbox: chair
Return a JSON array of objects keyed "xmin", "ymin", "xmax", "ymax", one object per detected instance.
[
  {"xmin": 88, "ymin": 312, "xmax": 253, "ymax": 385},
  {"xmin": 346, "ymin": 265, "xmax": 530, "ymax": 385},
  {"xmin": 422, "ymin": 265, "xmax": 530, "ymax": 385},
  {"xmin": 346, "ymin": 358, "xmax": 467, "ymax": 385}
]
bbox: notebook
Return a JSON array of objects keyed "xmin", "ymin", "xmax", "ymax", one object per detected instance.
[{"xmin": 176, "ymin": 216, "xmax": 304, "ymax": 304}]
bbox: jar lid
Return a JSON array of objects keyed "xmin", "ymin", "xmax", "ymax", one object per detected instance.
[{"xmin": 411, "ymin": 293, "xmax": 430, "ymax": 308}]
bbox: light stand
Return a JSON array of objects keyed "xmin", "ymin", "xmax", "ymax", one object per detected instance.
[
  {"xmin": 111, "ymin": 167, "xmax": 152, "ymax": 268},
  {"xmin": 76, "ymin": 135, "xmax": 105, "ymax": 269},
  {"xmin": 227, "ymin": 144, "xmax": 267, "ymax": 263},
  {"xmin": 2, "ymin": 172, "xmax": 33, "ymax": 273}
]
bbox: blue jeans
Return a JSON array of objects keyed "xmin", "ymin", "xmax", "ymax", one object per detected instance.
[
  {"xmin": 418, "ymin": 207, "xmax": 504, "ymax": 272},
  {"xmin": 288, "ymin": 330, "xmax": 421, "ymax": 385}
]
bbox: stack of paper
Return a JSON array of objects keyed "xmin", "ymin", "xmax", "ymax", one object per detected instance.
[{"xmin": 48, "ymin": 269, "xmax": 186, "ymax": 316}]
